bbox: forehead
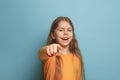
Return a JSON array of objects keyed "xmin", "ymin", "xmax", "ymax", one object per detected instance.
[{"xmin": 57, "ymin": 21, "xmax": 72, "ymax": 29}]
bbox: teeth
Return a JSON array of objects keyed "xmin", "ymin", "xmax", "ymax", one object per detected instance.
[
  {"xmin": 64, "ymin": 38, "xmax": 68, "ymax": 39},
  {"xmin": 62, "ymin": 38, "xmax": 69, "ymax": 40}
]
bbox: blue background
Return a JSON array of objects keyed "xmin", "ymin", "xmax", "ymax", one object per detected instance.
[{"xmin": 0, "ymin": 0, "xmax": 120, "ymax": 80}]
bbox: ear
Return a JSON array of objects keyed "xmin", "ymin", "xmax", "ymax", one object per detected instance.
[{"xmin": 51, "ymin": 32, "xmax": 55, "ymax": 39}]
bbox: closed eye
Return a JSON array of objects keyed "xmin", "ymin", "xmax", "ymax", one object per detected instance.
[
  {"xmin": 58, "ymin": 29, "xmax": 63, "ymax": 31},
  {"xmin": 67, "ymin": 29, "xmax": 72, "ymax": 32}
]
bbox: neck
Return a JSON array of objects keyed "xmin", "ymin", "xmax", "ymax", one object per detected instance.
[{"xmin": 61, "ymin": 46, "xmax": 70, "ymax": 54}]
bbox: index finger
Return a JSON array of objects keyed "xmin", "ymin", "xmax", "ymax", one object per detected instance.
[{"xmin": 57, "ymin": 44, "xmax": 63, "ymax": 51}]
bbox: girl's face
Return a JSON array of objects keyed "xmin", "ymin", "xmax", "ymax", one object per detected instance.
[{"xmin": 52, "ymin": 21, "xmax": 73, "ymax": 47}]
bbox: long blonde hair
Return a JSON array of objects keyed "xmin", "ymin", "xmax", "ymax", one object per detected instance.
[{"xmin": 47, "ymin": 16, "xmax": 85, "ymax": 80}]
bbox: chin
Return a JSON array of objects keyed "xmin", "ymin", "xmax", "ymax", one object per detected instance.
[{"xmin": 60, "ymin": 43, "xmax": 70, "ymax": 47}]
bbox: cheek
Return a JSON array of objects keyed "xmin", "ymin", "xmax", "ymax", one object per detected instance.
[
  {"xmin": 53, "ymin": 34, "xmax": 59, "ymax": 41},
  {"xmin": 70, "ymin": 32, "xmax": 73, "ymax": 37},
  {"xmin": 70, "ymin": 36, "xmax": 73, "ymax": 41},
  {"xmin": 55, "ymin": 32, "xmax": 62, "ymax": 38},
  {"xmin": 70, "ymin": 33, "xmax": 74, "ymax": 40}
]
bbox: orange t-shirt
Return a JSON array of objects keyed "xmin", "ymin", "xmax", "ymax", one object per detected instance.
[{"xmin": 39, "ymin": 47, "xmax": 82, "ymax": 80}]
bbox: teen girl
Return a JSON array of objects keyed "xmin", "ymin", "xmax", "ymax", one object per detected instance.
[{"xmin": 39, "ymin": 16, "xmax": 85, "ymax": 80}]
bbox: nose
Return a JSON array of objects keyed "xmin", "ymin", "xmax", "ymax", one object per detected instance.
[{"xmin": 63, "ymin": 30, "xmax": 68, "ymax": 35}]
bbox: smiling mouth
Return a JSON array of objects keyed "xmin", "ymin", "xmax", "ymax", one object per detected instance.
[{"xmin": 61, "ymin": 38, "xmax": 69, "ymax": 40}]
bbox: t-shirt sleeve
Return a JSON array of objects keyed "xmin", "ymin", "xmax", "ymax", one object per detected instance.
[
  {"xmin": 38, "ymin": 46, "xmax": 50, "ymax": 62},
  {"xmin": 77, "ymin": 61, "xmax": 82, "ymax": 80}
]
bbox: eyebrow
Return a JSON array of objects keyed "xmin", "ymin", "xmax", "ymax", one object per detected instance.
[{"xmin": 57, "ymin": 27, "xmax": 72, "ymax": 30}]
